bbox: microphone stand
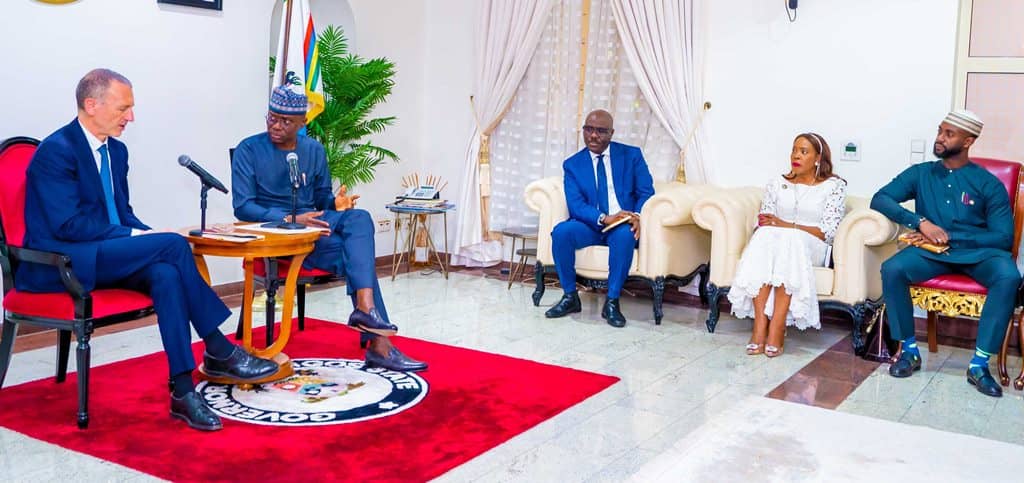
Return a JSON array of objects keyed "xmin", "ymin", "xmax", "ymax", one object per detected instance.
[
  {"xmin": 188, "ymin": 183, "xmax": 213, "ymax": 237},
  {"xmin": 277, "ymin": 175, "xmax": 305, "ymax": 230}
]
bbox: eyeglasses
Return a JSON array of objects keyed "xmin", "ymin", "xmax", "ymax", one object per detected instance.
[
  {"xmin": 266, "ymin": 113, "xmax": 299, "ymax": 129},
  {"xmin": 582, "ymin": 125, "xmax": 612, "ymax": 136}
]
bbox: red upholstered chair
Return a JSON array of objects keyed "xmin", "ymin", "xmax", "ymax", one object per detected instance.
[
  {"xmin": 238, "ymin": 257, "xmax": 340, "ymax": 344},
  {"xmin": 0, "ymin": 137, "xmax": 154, "ymax": 429},
  {"xmin": 907, "ymin": 158, "xmax": 1024, "ymax": 389}
]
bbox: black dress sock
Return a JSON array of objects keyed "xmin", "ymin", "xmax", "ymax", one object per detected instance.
[
  {"xmin": 171, "ymin": 371, "xmax": 195, "ymax": 397},
  {"xmin": 203, "ymin": 330, "xmax": 235, "ymax": 359}
]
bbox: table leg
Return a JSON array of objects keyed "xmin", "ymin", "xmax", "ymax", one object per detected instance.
[
  {"xmin": 240, "ymin": 258, "xmax": 255, "ymax": 351},
  {"xmin": 507, "ymin": 236, "xmax": 516, "ymax": 290},
  {"xmin": 391, "ymin": 211, "xmax": 401, "ymax": 281},
  {"xmin": 424, "ymin": 217, "xmax": 446, "ymax": 278},
  {"xmin": 406, "ymin": 213, "xmax": 418, "ymax": 274},
  {"xmin": 193, "ymin": 255, "xmax": 211, "ymax": 285},
  {"xmin": 265, "ymin": 258, "xmax": 279, "ymax": 347},
  {"xmin": 442, "ymin": 212, "xmax": 449, "ymax": 279},
  {"xmin": 253, "ymin": 253, "xmax": 308, "ymax": 359}
]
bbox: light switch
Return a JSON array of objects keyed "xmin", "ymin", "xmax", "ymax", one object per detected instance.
[
  {"xmin": 910, "ymin": 152, "xmax": 925, "ymax": 164},
  {"xmin": 911, "ymin": 139, "xmax": 926, "ymax": 153},
  {"xmin": 840, "ymin": 141, "xmax": 861, "ymax": 161}
]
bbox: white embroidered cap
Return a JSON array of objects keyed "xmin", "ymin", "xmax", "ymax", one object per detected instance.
[{"xmin": 943, "ymin": 109, "xmax": 983, "ymax": 137}]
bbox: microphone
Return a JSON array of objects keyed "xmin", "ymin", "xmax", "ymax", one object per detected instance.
[
  {"xmin": 177, "ymin": 155, "xmax": 228, "ymax": 193},
  {"xmin": 286, "ymin": 152, "xmax": 299, "ymax": 188}
]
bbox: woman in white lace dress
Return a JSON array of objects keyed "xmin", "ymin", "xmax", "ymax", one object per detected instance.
[{"xmin": 728, "ymin": 133, "xmax": 847, "ymax": 357}]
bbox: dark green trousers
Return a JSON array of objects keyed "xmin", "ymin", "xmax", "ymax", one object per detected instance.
[{"xmin": 880, "ymin": 249, "xmax": 1020, "ymax": 353}]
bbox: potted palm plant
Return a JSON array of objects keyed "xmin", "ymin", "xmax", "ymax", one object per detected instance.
[{"xmin": 273, "ymin": 25, "xmax": 399, "ymax": 187}]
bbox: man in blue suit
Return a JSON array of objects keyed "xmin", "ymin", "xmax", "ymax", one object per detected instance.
[
  {"xmin": 544, "ymin": 110, "xmax": 655, "ymax": 327},
  {"xmin": 231, "ymin": 86, "xmax": 426, "ymax": 372},
  {"xmin": 18, "ymin": 68, "xmax": 278, "ymax": 431}
]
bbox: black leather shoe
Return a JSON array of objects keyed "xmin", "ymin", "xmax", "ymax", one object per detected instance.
[
  {"xmin": 170, "ymin": 392, "xmax": 222, "ymax": 431},
  {"xmin": 365, "ymin": 346, "xmax": 428, "ymax": 372},
  {"xmin": 888, "ymin": 351, "xmax": 922, "ymax": 378},
  {"xmin": 967, "ymin": 366, "xmax": 1003, "ymax": 398},
  {"xmin": 348, "ymin": 307, "xmax": 398, "ymax": 336},
  {"xmin": 203, "ymin": 346, "xmax": 279, "ymax": 381},
  {"xmin": 545, "ymin": 292, "xmax": 581, "ymax": 318},
  {"xmin": 602, "ymin": 298, "xmax": 626, "ymax": 328}
]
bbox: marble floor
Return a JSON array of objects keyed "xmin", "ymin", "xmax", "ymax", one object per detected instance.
[{"xmin": 1, "ymin": 271, "xmax": 1022, "ymax": 482}]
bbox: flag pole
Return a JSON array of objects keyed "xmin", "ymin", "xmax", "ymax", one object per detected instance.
[{"xmin": 278, "ymin": 0, "xmax": 296, "ymax": 86}]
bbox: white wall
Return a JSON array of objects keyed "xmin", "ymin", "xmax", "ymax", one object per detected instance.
[
  {"xmin": 347, "ymin": 0, "xmax": 477, "ymax": 259},
  {"xmin": 703, "ymin": 0, "xmax": 960, "ymax": 197},
  {"xmin": 418, "ymin": 0, "xmax": 478, "ymax": 241}
]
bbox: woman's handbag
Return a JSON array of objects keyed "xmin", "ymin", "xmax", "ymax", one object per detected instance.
[{"xmin": 861, "ymin": 303, "xmax": 898, "ymax": 362}]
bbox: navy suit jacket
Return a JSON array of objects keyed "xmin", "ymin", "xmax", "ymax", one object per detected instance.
[
  {"xmin": 563, "ymin": 141, "xmax": 655, "ymax": 231},
  {"xmin": 17, "ymin": 118, "xmax": 150, "ymax": 293}
]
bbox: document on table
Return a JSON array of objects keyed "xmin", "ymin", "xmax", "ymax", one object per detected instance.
[
  {"xmin": 198, "ymin": 232, "xmax": 265, "ymax": 243},
  {"xmin": 235, "ymin": 223, "xmax": 330, "ymax": 235}
]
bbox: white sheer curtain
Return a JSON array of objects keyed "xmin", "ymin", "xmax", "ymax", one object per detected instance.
[
  {"xmin": 487, "ymin": 0, "xmax": 678, "ymax": 234},
  {"xmin": 611, "ymin": 0, "xmax": 710, "ymax": 183},
  {"xmin": 451, "ymin": 0, "xmax": 555, "ymax": 267}
]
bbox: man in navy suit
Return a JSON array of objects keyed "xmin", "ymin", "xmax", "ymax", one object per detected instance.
[
  {"xmin": 18, "ymin": 68, "xmax": 279, "ymax": 431},
  {"xmin": 231, "ymin": 86, "xmax": 426, "ymax": 372},
  {"xmin": 543, "ymin": 110, "xmax": 655, "ymax": 327}
]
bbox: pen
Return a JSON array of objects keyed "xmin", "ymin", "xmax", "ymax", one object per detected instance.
[{"xmin": 302, "ymin": 173, "xmax": 307, "ymax": 186}]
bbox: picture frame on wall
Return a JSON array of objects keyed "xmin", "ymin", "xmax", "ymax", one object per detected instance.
[{"xmin": 157, "ymin": 0, "xmax": 222, "ymax": 10}]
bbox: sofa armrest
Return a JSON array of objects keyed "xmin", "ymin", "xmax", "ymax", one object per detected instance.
[
  {"xmin": 639, "ymin": 183, "xmax": 716, "ymax": 278},
  {"xmin": 829, "ymin": 207, "xmax": 900, "ymax": 303},
  {"xmin": 691, "ymin": 187, "xmax": 765, "ymax": 286},
  {"xmin": 524, "ymin": 176, "xmax": 567, "ymax": 265}
]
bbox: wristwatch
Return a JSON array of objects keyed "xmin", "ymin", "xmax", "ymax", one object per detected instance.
[
  {"xmin": 598, "ymin": 214, "xmax": 607, "ymax": 225},
  {"xmin": 917, "ymin": 216, "xmax": 927, "ymax": 228}
]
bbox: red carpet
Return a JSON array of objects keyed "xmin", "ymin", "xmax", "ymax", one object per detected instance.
[{"xmin": 0, "ymin": 319, "xmax": 618, "ymax": 482}]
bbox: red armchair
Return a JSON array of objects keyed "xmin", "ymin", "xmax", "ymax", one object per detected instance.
[
  {"xmin": 239, "ymin": 257, "xmax": 339, "ymax": 344},
  {"xmin": 0, "ymin": 136, "xmax": 154, "ymax": 428},
  {"xmin": 907, "ymin": 158, "xmax": 1024, "ymax": 389}
]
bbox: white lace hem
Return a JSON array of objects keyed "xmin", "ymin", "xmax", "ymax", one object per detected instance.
[{"xmin": 727, "ymin": 227, "xmax": 823, "ymax": 331}]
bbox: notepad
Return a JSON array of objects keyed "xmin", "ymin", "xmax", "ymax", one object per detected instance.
[
  {"xmin": 200, "ymin": 233, "xmax": 265, "ymax": 243},
  {"xmin": 236, "ymin": 223, "xmax": 329, "ymax": 235},
  {"xmin": 600, "ymin": 215, "xmax": 633, "ymax": 233}
]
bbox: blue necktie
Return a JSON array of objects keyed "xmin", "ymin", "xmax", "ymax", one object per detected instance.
[
  {"xmin": 98, "ymin": 145, "xmax": 121, "ymax": 225},
  {"xmin": 595, "ymin": 154, "xmax": 609, "ymax": 214}
]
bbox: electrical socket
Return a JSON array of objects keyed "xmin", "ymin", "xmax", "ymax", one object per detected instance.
[{"xmin": 376, "ymin": 218, "xmax": 392, "ymax": 233}]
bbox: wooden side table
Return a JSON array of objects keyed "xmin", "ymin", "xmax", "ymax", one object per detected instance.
[
  {"xmin": 188, "ymin": 228, "xmax": 322, "ymax": 384},
  {"xmin": 500, "ymin": 227, "xmax": 538, "ymax": 289}
]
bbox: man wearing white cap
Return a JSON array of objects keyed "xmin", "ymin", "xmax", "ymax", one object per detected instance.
[{"xmin": 871, "ymin": 110, "xmax": 1019, "ymax": 398}]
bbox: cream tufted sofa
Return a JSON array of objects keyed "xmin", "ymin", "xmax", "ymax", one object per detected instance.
[
  {"xmin": 524, "ymin": 177, "xmax": 715, "ymax": 324},
  {"xmin": 691, "ymin": 187, "xmax": 900, "ymax": 354}
]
